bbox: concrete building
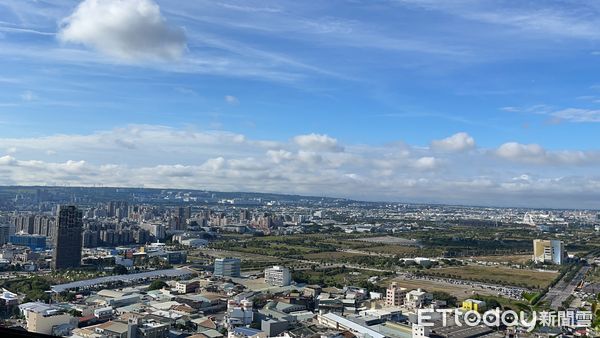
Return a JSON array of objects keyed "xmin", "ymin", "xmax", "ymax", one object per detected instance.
[
  {"xmin": 214, "ymin": 258, "xmax": 241, "ymax": 278},
  {"xmin": 405, "ymin": 288, "xmax": 432, "ymax": 310},
  {"xmin": 175, "ymin": 280, "xmax": 200, "ymax": 294},
  {"xmin": 9, "ymin": 233, "xmax": 46, "ymax": 250},
  {"xmin": 226, "ymin": 299, "xmax": 253, "ymax": 327},
  {"xmin": 19, "ymin": 302, "xmax": 76, "ymax": 335},
  {"xmin": 533, "ymin": 239, "xmax": 565, "ymax": 265},
  {"xmin": 261, "ymin": 319, "xmax": 288, "ymax": 337},
  {"xmin": 264, "ymin": 266, "xmax": 291, "ymax": 286},
  {"xmin": 0, "ymin": 224, "xmax": 9, "ymax": 245},
  {"xmin": 52, "ymin": 205, "xmax": 83, "ymax": 270},
  {"xmin": 385, "ymin": 282, "xmax": 407, "ymax": 307},
  {"xmin": 317, "ymin": 312, "xmax": 385, "ymax": 338}
]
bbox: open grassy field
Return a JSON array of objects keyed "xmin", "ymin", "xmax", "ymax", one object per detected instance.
[
  {"xmin": 304, "ymin": 251, "xmax": 370, "ymax": 261},
  {"xmin": 209, "ymin": 234, "xmax": 385, "ymax": 259},
  {"xmin": 358, "ymin": 245, "xmax": 441, "ymax": 257},
  {"xmin": 354, "ymin": 236, "xmax": 419, "ymax": 246},
  {"xmin": 425, "ymin": 265, "xmax": 558, "ymax": 289}
]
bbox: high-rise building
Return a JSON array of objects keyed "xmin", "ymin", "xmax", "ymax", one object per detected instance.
[
  {"xmin": 52, "ymin": 205, "xmax": 83, "ymax": 270},
  {"xmin": 264, "ymin": 266, "xmax": 292, "ymax": 286},
  {"xmin": 533, "ymin": 239, "xmax": 565, "ymax": 265},
  {"xmin": 239, "ymin": 209, "xmax": 251, "ymax": 222},
  {"xmin": 214, "ymin": 258, "xmax": 241, "ymax": 277},
  {"xmin": 0, "ymin": 224, "xmax": 10, "ymax": 245}
]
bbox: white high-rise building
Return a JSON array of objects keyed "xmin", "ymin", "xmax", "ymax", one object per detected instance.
[{"xmin": 264, "ymin": 266, "xmax": 292, "ymax": 286}]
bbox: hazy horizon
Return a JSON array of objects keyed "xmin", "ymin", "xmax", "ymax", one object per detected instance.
[{"xmin": 1, "ymin": 0, "xmax": 600, "ymax": 208}]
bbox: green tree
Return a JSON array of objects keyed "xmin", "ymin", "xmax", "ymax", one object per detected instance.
[
  {"xmin": 149, "ymin": 280, "xmax": 168, "ymax": 290},
  {"xmin": 113, "ymin": 264, "xmax": 128, "ymax": 275}
]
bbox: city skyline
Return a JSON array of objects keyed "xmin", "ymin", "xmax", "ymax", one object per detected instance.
[{"xmin": 1, "ymin": 0, "xmax": 600, "ymax": 208}]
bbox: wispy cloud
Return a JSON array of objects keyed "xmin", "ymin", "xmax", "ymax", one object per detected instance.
[{"xmin": 502, "ymin": 104, "xmax": 600, "ymax": 123}]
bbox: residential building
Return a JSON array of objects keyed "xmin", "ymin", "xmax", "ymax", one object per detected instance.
[
  {"xmin": 226, "ymin": 299, "xmax": 253, "ymax": 327},
  {"xmin": 385, "ymin": 282, "xmax": 407, "ymax": 307},
  {"xmin": 264, "ymin": 266, "xmax": 291, "ymax": 286},
  {"xmin": 405, "ymin": 288, "xmax": 432, "ymax": 310},
  {"xmin": 176, "ymin": 280, "xmax": 200, "ymax": 294},
  {"xmin": 19, "ymin": 302, "xmax": 76, "ymax": 335}
]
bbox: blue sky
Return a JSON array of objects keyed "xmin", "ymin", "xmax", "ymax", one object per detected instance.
[{"xmin": 1, "ymin": 0, "xmax": 600, "ymax": 208}]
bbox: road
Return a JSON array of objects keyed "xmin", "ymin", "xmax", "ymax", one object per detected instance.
[{"xmin": 543, "ymin": 263, "xmax": 591, "ymax": 309}]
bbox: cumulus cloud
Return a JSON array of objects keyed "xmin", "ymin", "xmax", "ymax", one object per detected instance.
[
  {"xmin": 58, "ymin": 0, "xmax": 186, "ymax": 61},
  {"xmin": 0, "ymin": 156, "xmax": 17, "ymax": 166},
  {"xmin": 293, "ymin": 133, "xmax": 343, "ymax": 152},
  {"xmin": 1, "ymin": 125, "xmax": 600, "ymax": 208},
  {"xmin": 495, "ymin": 142, "xmax": 599, "ymax": 165},
  {"xmin": 496, "ymin": 142, "xmax": 546, "ymax": 163},
  {"xmin": 431, "ymin": 132, "xmax": 475, "ymax": 152},
  {"xmin": 412, "ymin": 156, "xmax": 438, "ymax": 170}
]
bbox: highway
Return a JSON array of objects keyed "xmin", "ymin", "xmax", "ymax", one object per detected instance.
[{"xmin": 542, "ymin": 263, "xmax": 591, "ymax": 309}]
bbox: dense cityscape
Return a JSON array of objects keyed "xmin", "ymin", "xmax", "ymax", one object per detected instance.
[
  {"xmin": 0, "ymin": 186, "xmax": 597, "ymax": 337},
  {"xmin": 3, "ymin": 0, "xmax": 600, "ymax": 337}
]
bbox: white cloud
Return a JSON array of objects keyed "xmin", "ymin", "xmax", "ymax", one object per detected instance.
[
  {"xmin": 0, "ymin": 124, "xmax": 599, "ymax": 208},
  {"xmin": 496, "ymin": 142, "xmax": 546, "ymax": 163},
  {"xmin": 431, "ymin": 132, "xmax": 475, "ymax": 152},
  {"xmin": 58, "ymin": 0, "xmax": 186, "ymax": 62},
  {"xmin": 224, "ymin": 95, "xmax": 239, "ymax": 105},
  {"xmin": 550, "ymin": 108, "xmax": 600, "ymax": 123},
  {"xmin": 293, "ymin": 133, "xmax": 343, "ymax": 152},
  {"xmin": 0, "ymin": 155, "xmax": 17, "ymax": 166},
  {"xmin": 266, "ymin": 149, "xmax": 293, "ymax": 164},
  {"xmin": 501, "ymin": 105, "xmax": 600, "ymax": 123},
  {"xmin": 495, "ymin": 142, "xmax": 599, "ymax": 165},
  {"xmin": 412, "ymin": 156, "xmax": 438, "ymax": 170}
]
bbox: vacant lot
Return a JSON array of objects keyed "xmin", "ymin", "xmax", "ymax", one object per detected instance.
[
  {"xmin": 471, "ymin": 255, "xmax": 532, "ymax": 265},
  {"xmin": 386, "ymin": 278, "xmax": 501, "ymax": 301},
  {"xmin": 355, "ymin": 236, "xmax": 419, "ymax": 246},
  {"xmin": 425, "ymin": 265, "xmax": 557, "ymax": 289}
]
